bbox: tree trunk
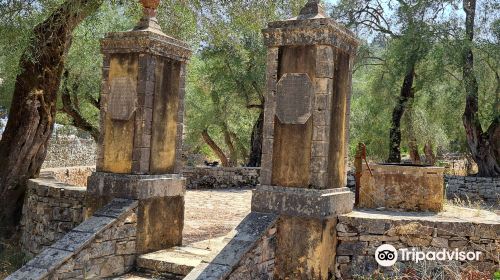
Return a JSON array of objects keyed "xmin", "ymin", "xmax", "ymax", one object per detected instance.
[
  {"xmin": 423, "ymin": 142, "xmax": 436, "ymax": 166},
  {"xmin": 247, "ymin": 110, "xmax": 263, "ymax": 167},
  {"xmin": 201, "ymin": 129, "xmax": 229, "ymax": 167},
  {"xmin": 408, "ymin": 137, "xmax": 421, "ymax": 164},
  {"xmin": 461, "ymin": 0, "xmax": 500, "ymax": 177},
  {"xmin": 0, "ymin": 0, "xmax": 102, "ymax": 238},
  {"xmin": 60, "ymin": 70, "xmax": 99, "ymax": 141},
  {"xmin": 222, "ymin": 124, "xmax": 238, "ymax": 167},
  {"xmin": 387, "ymin": 65, "xmax": 415, "ymax": 163}
]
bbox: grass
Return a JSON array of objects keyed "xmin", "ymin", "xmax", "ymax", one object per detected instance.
[
  {"xmin": 0, "ymin": 239, "xmax": 28, "ymax": 279},
  {"xmin": 353, "ymin": 264, "xmax": 495, "ymax": 280},
  {"xmin": 445, "ymin": 194, "xmax": 498, "ymax": 216}
]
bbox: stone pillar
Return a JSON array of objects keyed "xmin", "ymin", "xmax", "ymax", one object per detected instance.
[
  {"xmin": 86, "ymin": 0, "xmax": 191, "ymax": 254},
  {"xmin": 251, "ymin": 1, "xmax": 358, "ymax": 279}
]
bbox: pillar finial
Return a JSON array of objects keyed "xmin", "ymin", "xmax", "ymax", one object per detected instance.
[
  {"xmin": 298, "ymin": 0, "xmax": 326, "ymax": 19},
  {"xmin": 135, "ymin": 0, "xmax": 162, "ymax": 32}
]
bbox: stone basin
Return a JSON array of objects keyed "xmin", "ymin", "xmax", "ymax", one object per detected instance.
[{"xmin": 358, "ymin": 163, "xmax": 445, "ymax": 212}]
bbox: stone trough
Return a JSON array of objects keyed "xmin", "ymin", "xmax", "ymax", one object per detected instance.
[{"xmin": 358, "ymin": 163, "xmax": 445, "ymax": 212}]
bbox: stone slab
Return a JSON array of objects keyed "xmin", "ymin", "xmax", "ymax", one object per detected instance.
[
  {"xmin": 252, "ymin": 185, "xmax": 354, "ymax": 218},
  {"xmin": 87, "ymin": 172, "xmax": 186, "ymax": 199},
  {"xmin": 183, "ymin": 262, "xmax": 232, "ymax": 280},
  {"xmin": 50, "ymin": 230, "xmax": 95, "ymax": 252},
  {"xmin": 5, "ymin": 265, "xmax": 49, "ymax": 280},
  {"xmin": 231, "ymin": 212, "xmax": 278, "ymax": 242},
  {"xmin": 137, "ymin": 246, "xmax": 210, "ymax": 275},
  {"xmin": 108, "ymin": 77, "xmax": 137, "ymax": 121},
  {"xmin": 275, "ymin": 73, "xmax": 313, "ymax": 124},
  {"xmin": 101, "ymin": 30, "xmax": 192, "ymax": 62},
  {"xmin": 93, "ymin": 198, "xmax": 139, "ymax": 218},
  {"xmin": 22, "ymin": 248, "xmax": 72, "ymax": 271},
  {"xmin": 72, "ymin": 215, "xmax": 116, "ymax": 233}
]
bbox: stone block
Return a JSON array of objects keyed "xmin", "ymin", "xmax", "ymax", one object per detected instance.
[
  {"xmin": 51, "ymin": 230, "xmax": 95, "ymax": 252},
  {"xmin": 93, "ymin": 199, "xmax": 138, "ymax": 219},
  {"xmin": 184, "ymin": 262, "xmax": 232, "ymax": 280},
  {"xmin": 73, "ymin": 215, "xmax": 115, "ymax": 234},
  {"xmin": 252, "ymin": 186, "xmax": 354, "ymax": 218},
  {"xmin": 337, "ymin": 241, "xmax": 367, "ymax": 255},
  {"xmin": 5, "ymin": 265, "xmax": 49, "ymax": 280}
]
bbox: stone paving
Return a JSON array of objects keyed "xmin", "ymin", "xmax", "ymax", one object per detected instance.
[{"xmin": 183, "ymin": 189, "xmax": 253, "ymax": 245}]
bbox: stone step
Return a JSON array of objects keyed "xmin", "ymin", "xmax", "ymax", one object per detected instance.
[
  {"xmin": 136, "ymin": 236, "xmax": 231, "ymax": 278},
  {"xmin": 111, "ymin": 271, "xmax": 161, "ymax": 279},
  {"xmin": 136, "ymin": 246, "xmax": 211, "ymax": 277}
]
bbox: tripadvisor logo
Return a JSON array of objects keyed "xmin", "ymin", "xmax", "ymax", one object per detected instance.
[
  {"xmin": 374, "ymin": 244, "xmax": 482, "ymax": 267},
  {"xmin": 375, "ymin": 244, "xmax": 398, "ymax": 267}
]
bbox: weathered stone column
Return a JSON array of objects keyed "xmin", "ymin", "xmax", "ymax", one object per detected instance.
[
  {"xmin": 85, "ymin": 0, "xmax": 191, "ymax": 254},
  {"xmin": 251, "ymin": 1, "xmax": 358, "ymax": 279}
]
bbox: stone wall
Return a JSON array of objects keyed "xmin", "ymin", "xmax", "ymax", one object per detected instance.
[
  {"xmin": 445, "ymin": 175, "xmax": 499, "ymax": 205},
  {"xmin": 335, "ymin": 210, "xmax": 499, "ymax": 279},
  {"xmin": 20, "ymin": 166, "xmax": 94, "ymax": 256},
  {"xmin": 8, "ymin": 199, "xmax": 138, "ymax": 280},
  {"xmin": 20, "ymin": 177, "xmax": 86, "ymax": 257},
  {"xmin": 40, "ymin": 166, "xmax": 95, "ymax": 187},
  {"xmin": 183, "ymin": 167, "xmax": 260, "ymax": 189},
  {"xmin": 347, "ymin": 171, "xmax": 499, "ymax": 206},
  {"xmin": 227, "ymin": 222, "xmax": 277, "ymax": 280},
  {"xmin": 42, "ymin": 138, "xmax": 96, "ymax": 168}
]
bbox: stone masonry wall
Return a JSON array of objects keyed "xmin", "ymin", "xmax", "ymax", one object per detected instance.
[
  {"xmin": 20, "ymin": 177, "xmax": 87, "ymax": 257},
  {"xmin": 42, "ymin": 138, "xmax": 96, "ymax": 169},
  {"xmin": 41, "ymin": 166, "xmax": 95, "ymax": 187},
  {"xmin": 445, "ymin": 175, "xmax": 499, "ymax": 205},
  {"xmin": 183, "ymin": 167, "xmax": 260, "ymax": 189},
  {"xmin": 8, "ymin": 199, "xmax": 138, "ymax": 280},
  {"xmin": 20, "ymin": 166, "xmax": 93, "ymax": 256},
  {"xmin": 347, "ymin": 171, "xmax": 499, "ymax": 206},
  {"xmin": 227, "ymin": 222, "xmax": 277, "ymax": 280},
  {"xmin": 335, "ymin": 211, "xmax": 499, "ymax": 279}
]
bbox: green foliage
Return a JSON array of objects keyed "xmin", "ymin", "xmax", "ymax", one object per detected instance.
[
  {"xmin": 336, "ymin": 0, "xmax": 499, "ymax": 161},
  {"xmin": 0, "ymin": 0, "xmax": 498, "ymax": 165},
  {"xmin": 56, "ymin": 1, "xmax": 140, "ymax": 128},
  {"xmin": 0, "ymin": 1, "xmax": 64, "ymax": 109}
]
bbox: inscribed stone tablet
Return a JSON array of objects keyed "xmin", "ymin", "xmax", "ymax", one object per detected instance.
[
  {"xmin": 108, "ymin": 77, "xmax": 137, "ymax": 121},
  {"xmin": 276, "ymin": 73, "xmax": 313, "ymax": 124}
]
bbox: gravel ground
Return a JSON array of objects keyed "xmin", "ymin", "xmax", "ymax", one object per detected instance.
[{"xmin": 183, "ymin": 188, "xmax": 253, "ymax": 244}]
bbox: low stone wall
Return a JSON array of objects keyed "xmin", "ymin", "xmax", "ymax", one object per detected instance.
[
  {"xmin": 335, "ymin": 210, "xmax": 499, "ymax": 279},
  {"xmin": 9, "ymin": 199, "xmax": 138, "ymax": 280},
  {"xmin": 20, "ymin": 178, "xmax": 86, "ymax": 257},
  {"xmin": 40, "ymin": 166, "xmax": 95, "ymax": 187},
  {"xmin": 445, "ymin": 175, "xmax": 499, "ymax": 205},
  {"xmin": 20, "ymin": 166, "xmax": 93, "ymax": 256},
  {"xmin": 183, "ymin": 167, "xmax": 260, "ymax": 189},
  {"xmin": 42, "ymin": 138, "xmax": 96, "ymax": 169}
]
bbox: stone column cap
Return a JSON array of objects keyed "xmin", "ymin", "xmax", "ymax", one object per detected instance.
[
  {"xmin": 101, "ymin": 30, "xmax": 191, "ymax": 61},
  {"xmin": 87, "ymin": 172, "xmax": 186, "ymax": 199},
  {"xmin": 263, "ymin": 17, "xmax": 359, "ymax": 54},
  {"xmin": 251, "ymin": 185, "xmax": 354, "ymax": 218}
]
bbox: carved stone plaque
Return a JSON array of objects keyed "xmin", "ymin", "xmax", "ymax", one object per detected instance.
[
  {"xmin": 108, "ymin": 77, "xmax": 137, "ymax": 121},
  {"xmin": 275, "ymin": 73, "xmax": 313, "ymax": 124}
]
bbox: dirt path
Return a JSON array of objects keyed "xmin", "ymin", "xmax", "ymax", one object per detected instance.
[{"xmin": 183, "ymin": 189, "xmax": 252, "ymax": 244}]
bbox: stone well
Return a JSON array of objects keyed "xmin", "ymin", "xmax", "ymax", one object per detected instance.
[{"xmin": 358, "ymin": 163, "xmax": 445, "ymax": 212}]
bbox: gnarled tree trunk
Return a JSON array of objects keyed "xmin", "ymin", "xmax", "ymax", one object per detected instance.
[
  {"xmin": 387, "ymin": 65, "xmax": 415, "ymax": 163},
  {"xmin": 60, "ymin": 70, "xmax": 99, "ymax": 141},
  {"xmin": 0, "ymin": 0, "xmax": 102, "ymax": 238},
  {"xmin": 462, "ymin": 0, "xmax": 500, "ymax": 177},
  {"xmin": 202, "ymin": 129, "xmax": 229, "ymax": 167},
  {"xmin": 247, "ymin": 110, "xmax": 263, "ymax": 167}
]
